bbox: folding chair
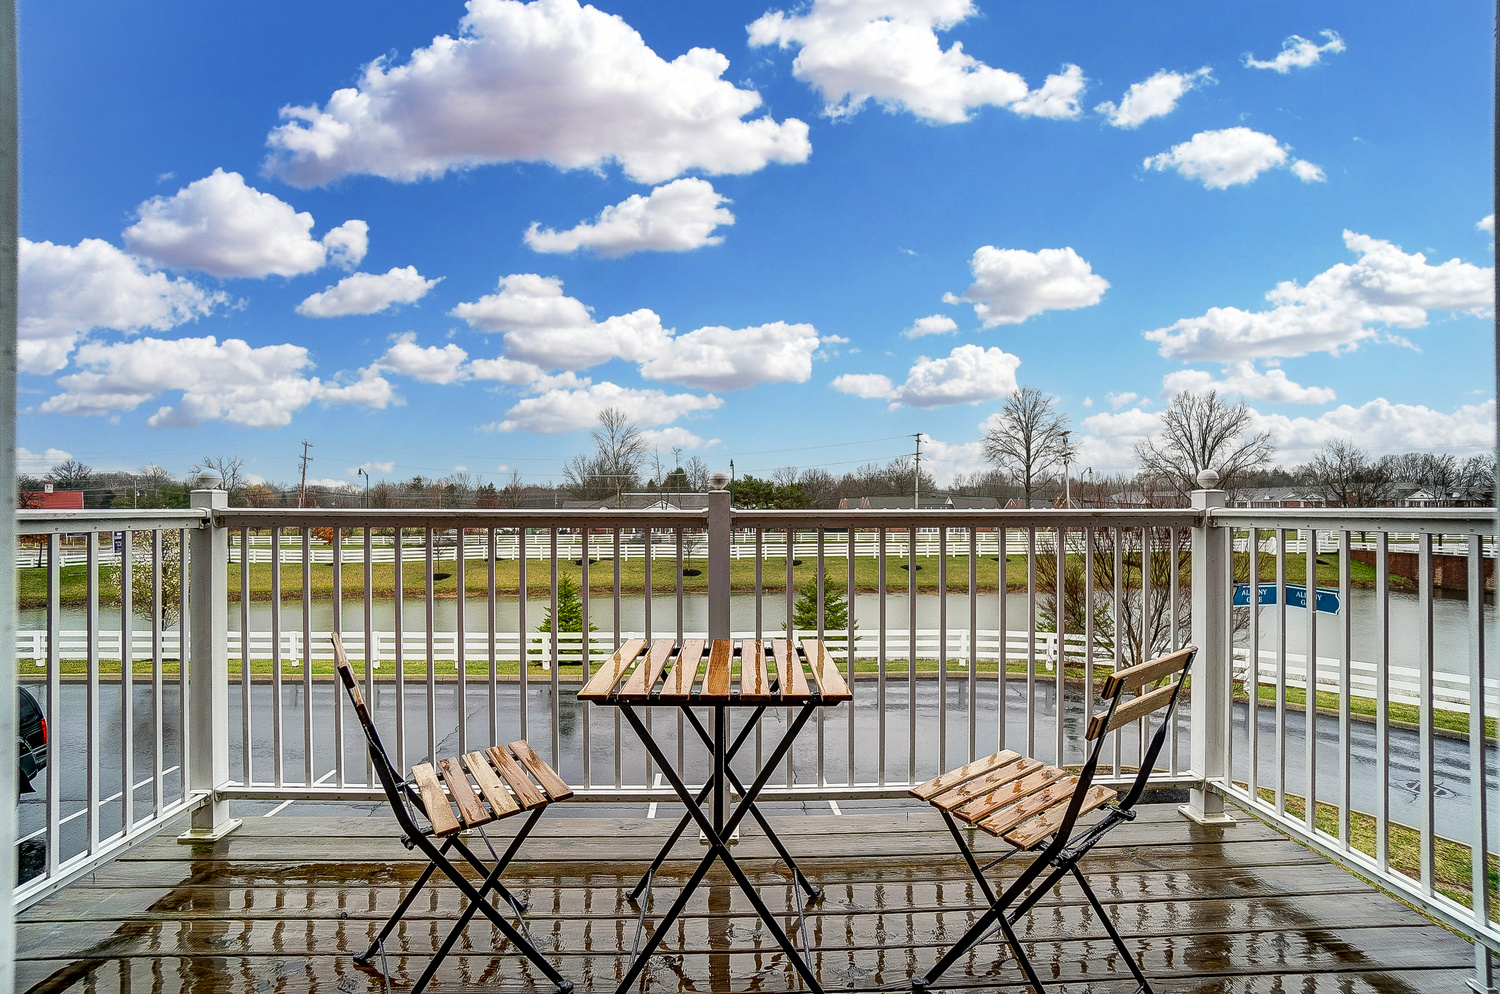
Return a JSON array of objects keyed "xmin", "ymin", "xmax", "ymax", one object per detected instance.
[
  {"xmin": 330, "ymin": 633, "xmax": 574, "ymax": 994},
  {"xmin": 911, "ymin": 645, "xmax": 1197, "ymax": 993}
]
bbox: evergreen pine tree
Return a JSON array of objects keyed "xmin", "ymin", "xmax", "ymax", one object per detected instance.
[
  {"xmin": 536, "ymin": 575, "xmax": 599, "ymax": 663},
  {"xmin": 783, "ymin": 580, "xmax": 857, "ymax": 640}
]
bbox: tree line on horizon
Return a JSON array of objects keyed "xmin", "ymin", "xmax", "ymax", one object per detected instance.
[{"xmin": 19, "ymin": 390, "xmax": 1495, "ymax": 513}]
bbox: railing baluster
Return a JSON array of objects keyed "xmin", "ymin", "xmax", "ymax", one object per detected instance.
[
  {"xmin": 1338, "ymin": 530, "xmax": 1351, "ymax": 846},
  {"xmin": 1376, "ymin": 530, "xmax": 1390, "ymax": 872},
  {"xmin": 1304, "ymin": 526, "xmax": 1317, "ymax": 835},
  {"xmin": 550, "ymin": 527, "xmax": 561, "ymax": 767},
  {"xmin": 878, "ymin": 526, "xmax": 887, "ymax": 785},
  {"xmin": 968, "ymin": 527, "xmax": 978, "ymax": 765},
  {"xmin": 1418, "ymin": 532, "xmax": 1435, "ymax": 895},
  {"xmin": 847, "ymin": 524, "xmax": 856, "ymax": 787},
  {"xmin": 1025, "ymin": 526, "xmax": 1036, "ymax": 758},
  {"xmin": 363, "ymin": 527, "xmax": 375, "ymax": 784},
  {"xmin": 302, "ymin": 527, "xmax": 314, "ymax": 786},
  {"xmin": 45, "ymin": 534, "xmax": 61, "ymax": 874},
  {"xmin": 425, "ymin": 526, "xmax": 437, "ymax": 766},
  {"xmin": 907, "ymin": 523, "xmax": 917, "ymax": 784},
  {"xmin": 120, "ymin": 529, "xmax": 133, "ymax": 832},
  {"xmin": 1275, "ymin": 527, "xmax": 1287, "ymax": 813},
  {"xmin": 517, "ymin": 526, "xmax": 526, "ymax": 743},
  {"xmin": 938, "ymin": 526, "xmax": 947, "ymax": 775},
  {"xmin": 580, "ymin": 527, "xmax": 590, "ymax": 787},
  {"xmin": 1248, "ymin": 527, "xmax": 1260, "ymax": 805},
  {"xmin": 86, "ymin": 531, "xmax": 99, "ymax": 849},
  {"xmin": 1053, "ymin": 525, "xmax": 1064, "ymax": 767},
  {"xmin": 453, "ymin": 526, "xmax": 465, "ymax": 762},
  {"xmin": 999, "ymin": 524, "xmax": 1009, "ymax": 755}
]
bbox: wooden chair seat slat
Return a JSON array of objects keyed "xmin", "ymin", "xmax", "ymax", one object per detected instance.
[
  {"xmin": 618, "ymin": 639, "xmax": 677, "ymax": 701},
  {"xmin": 1003, "ymin": 785, "xmax": 1116, "ymax": 850},
  {"xmin": 577, "ymin": 638, "xmax": 648, "ymax": 701},
  {"xmin": 950, "ymin": 765, "xmax": 1063, "ymax": 824},
  {"xmin": 977, "ymin": 775, "xmax": 1081, "ymax": 837},
  {"xmin": 486, "ymin": 745, "xmax": 548, "ymax": 809},
  {"xmin": 412, "ymin": 763, "xmax": 462, "ymax": 837},
  {"xmin": 911, "ymin": 750, "xmax": 1020, "ymax": 802},
  {"xmin": 659, "ymin": 639, "xmax": 707, "ymax": 700},
  {"xmin": 508, "ymin": 739, "xmax": 574, "ymax": 802},
  {"xmin": 436, "ymin": 757, "xmax": 491, "ymax": 829},
  {"xmin": 929, "ymin": 756, "xmax": 1043, "ymax": 813},
  {"xmin": 777, "ymin": 639, "xmax": 812, "ymax": 697},
  {"xmin": 702, "ymin": 640, "xmax": 733, "ymax": 700},
  {"xmin": 800, "ymin": 638, "xmax": 851, "ymax": 702},
  {"xmin": 462, "ymin": 750, "xmax": 521, "ymax": 818},
  {"xmin": 740, "ymin": 640, "xmax": 775, "ymax": 702}
]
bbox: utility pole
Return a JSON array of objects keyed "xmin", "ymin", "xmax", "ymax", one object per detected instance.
[
  {"xmin": 297, "ymin": 441, "xmax": 312, "ymax": 508},
  {"xmin": 729, "ymin": 459, "xmax": 735, "ymax": 506},
  {"xmin": 913, "ymin": 433, "xmax": 923, "ymax": 509}
]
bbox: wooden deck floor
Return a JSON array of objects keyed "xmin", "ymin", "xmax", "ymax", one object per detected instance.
[{"xmin": 16, "ymin": 801, "xmax": 1478, "ymax": 993}]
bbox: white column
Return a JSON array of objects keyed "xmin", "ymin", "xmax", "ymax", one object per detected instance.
[
  {"xmin": 1182, "ymin": 473, "xmax": 1235, "ymax": 825},
  {"xmin": 708, "ymin": 490, "xmax": 731, "ymax": 640},
  {"xmin": 180, "ymin": 484, "xmax": 241, "ymax": 842}
]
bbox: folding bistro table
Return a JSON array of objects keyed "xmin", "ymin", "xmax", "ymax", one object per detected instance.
[{"xmin": 578, "ymin": 637, "xmax": 852, "ymax": 994}]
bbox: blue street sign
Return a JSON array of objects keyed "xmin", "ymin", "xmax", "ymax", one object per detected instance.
[{"xmin": 1233, "ymin": 582, "xmax": 1341, "ymax": 614}]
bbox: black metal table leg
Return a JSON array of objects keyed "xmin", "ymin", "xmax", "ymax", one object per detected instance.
[{"xmin": 615, "ymin": 703, "xmax": 825, "ymax": 994}]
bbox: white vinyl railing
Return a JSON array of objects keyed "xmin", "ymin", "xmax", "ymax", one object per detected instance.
[{"xmin": 13, "ymin": 497, "xmax": 1500, "ymax": 989}]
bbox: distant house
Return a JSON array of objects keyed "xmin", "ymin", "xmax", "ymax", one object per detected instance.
[
  {"xmin": 20, "ymin": 484, "xmax": 83, "ymax": 510},
  {"xmin": 1229, "ymin": 487, "xmax": 1327, "ymax": 509},
  {"xmin": 838, "ymin": 493, "xmax": 999, "ymax": 511}
]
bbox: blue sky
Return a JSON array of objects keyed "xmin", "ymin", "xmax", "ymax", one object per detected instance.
[{"xmin": 15, "ymin": 0, "xmax": 1495, "ymax": 489}]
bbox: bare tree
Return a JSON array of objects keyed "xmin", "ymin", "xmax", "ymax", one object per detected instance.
[
  {"xmin": 771, "ymin": 465, "xmax": 800, "ymax": 488},
  {"xmin": 983, "ymin": 385, "xmax": 1071, "ymax": 507},
  {"xmin": 683, "ymin": 455, "xmax": 712, "ymax": 492},
  {"xmin": 1307, "ymin": 438, "xmax": 1398, "ymax": 507},
  {"xmin": 798, "ymin": 468, "xmax": 838, "ymax": 508},
  {"xmin": 48, "ymin": 458, "xmax": 94, "ymax": 491},
  {"xmin": 191, "ymin": 455, "xmax": 248, "ymax": 494},
  {"xmin": 1134, "ymin": 390, "xmax": 1273, "ymax": 498},
  {"xmin": 1457, "ymin": 454, "xmax": 1496, "ymax": 504},
  {"xmin": 563, "ymin": 407, "xmax": 648, "ymax": 503}
]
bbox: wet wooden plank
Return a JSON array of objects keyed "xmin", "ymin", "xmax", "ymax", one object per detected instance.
[
  {"xmin": 485, "ymin": 744, "xmax": 547, "ymax": 809},
  {"xmin": 703, "ymin": 639, "xmax": 733, "ymax": 698},
  {"xmin": 616, "ymin": 638, "xmax": 676, "ymax": 701},
  {"xmin": 410, "ymin": 762, "xmax": 460, "ymax": 836},
  {"xmin": 660, "ymin": 638, "xmax": 707, "ymax": 700},
  {"xmin": 576, "ymin": 638, "xmax": 647, "ymax": 701},
  {"xmin": 507, "ymin": 739, "xmax": 573, "ymax": 802},
  {"xmin": 800, "ymin": 638, "xmax": 851, "ymax": 702},
  {"xmin": 464, "ymin": 750, "xmax": 521, "ymax": 818},
  {"xmin": 773, "ymin": 638, "xmax": 810, "ymax": 697},
  {"xmin": 738, "ymin": 640, "xmax": 774, "ymax": 702},
  {"xmin": 910, "ymin": 750, "xmax": 1019, "ymax": 801},
  {"xmin": 436, "ymin": 756, "xmax": 489, "ymax": 828}
]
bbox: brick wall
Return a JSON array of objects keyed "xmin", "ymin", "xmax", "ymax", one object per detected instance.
[{"xmin": 1348, "ymin": 548, "xmax": 1495, "ymax": 592}]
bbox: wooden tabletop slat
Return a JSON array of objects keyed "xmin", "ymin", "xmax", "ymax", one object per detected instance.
[
  {"xmin": 659, "ymin": 639, "xmax": 707, "ymax": 700},
  {"xmin": 411, "ymin": 763, "xmax": 461, "ymax": 836},
  {"xmin": 739, "ymin": 640, "xmax": 775, "ymax": 702},
  {"xmin": 702, "ymin": 640, "xmax": 733, "ymax": 700},
  {"xmin": 577, "ymin": 639, "xmax": 648, "ymax": 701},
  {"xmin": 485, "ymin": 745, "xmax": 547, "ymax": 809},
  {"xmin": 1004, "ymin": 784, "xmax": 1116, "ymax": 849},
  {"xmin": 800, "ymin": 639, "xmax": 851, "ymax": 702},
  {"xmin": 910, "ymin": 750, "xmax": 1020, "ymax": 801},
  {"xmin": 508, "ymin": 739, "xmax": 574, "ymax": 802},
  {"xmin": 778, "ymin": 640, "xmax": 812, "ymax": 697},
  {"xmin": 462, "ymin": 750, "xmax": 520, "ymax": 818},
  {"xmin": 768, "ymin": 639, "xmax": 792, "ymax": 698},
  {"xmin": 617, "ymin": 639, "xmax": 677, "ymax": 701}
]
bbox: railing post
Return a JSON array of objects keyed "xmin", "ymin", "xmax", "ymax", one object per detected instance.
[
  {"xmin": 708, "ymin": 489, "xmax": 731, "ymax": 640},
  {"xmin": 179, "ymin": 482, "xmax": 241, "ymax": 842},
  {"xmin": 1182, "ymin": 474, "xmax": 1235, "ymax": 826}
]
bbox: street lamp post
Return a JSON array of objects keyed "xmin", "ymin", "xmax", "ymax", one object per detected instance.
[{"xmin": 357, "ymin": 467, "xmax": 369, "ymax": 508}]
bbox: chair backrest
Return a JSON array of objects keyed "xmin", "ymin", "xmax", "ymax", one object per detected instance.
[
  {"xmin": 1083, "ymin": 645, "xmax": 1197, "ymax": 811},
  {"xmin": 330, "ymin": 633, "xmax": 425, "ymax": 834}
]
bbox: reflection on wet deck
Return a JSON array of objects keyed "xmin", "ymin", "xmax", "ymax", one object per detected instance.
[{"xmin": 17, "ymin": 803, "xmax": 1475, "ymax": 992}]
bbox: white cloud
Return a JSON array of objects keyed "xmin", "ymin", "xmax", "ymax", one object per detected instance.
[
  {"xmin": 450, "ymin": 273, "xmax": 672, "ymax": 369},
  {"xmin": 1106, "ymin": 391, "xmax": 1139, "ymax": 410},
  {"xmin": 1096, "ymin": 67, "xmax": 1210, "ymax": 128},
  {"xmin": 1252, "ymin": 398, "xmax": 1495, "ymax": 463},
  {"xmin": 915, "ymin": 436, "xmax": 988, "ymax": 485},
  {"xmin": 748, "ymin": 1, "xmax": 1077, "ymax": 124},
  {"xmin": 1143, "ymin": 127, "xmax": 1292, "ymax": 189},
  {"xmin": 467, "ymin": 355, "xmax": 552, "ymax": 386},
  {"xmin": 297, "ymin": 266, "xmax": 441, "ymax": 317},
  {"xmin": 1079, "ymin": 407, "xmax": 1162, "ymax": 473},
  {"xmin": 1010, "ymin": 64, "xmax": 1088, "ymax": 120},
  {"xmin": 1162, "ymin": 360, "xmax": 1336, "ymax": 405},
  {"xmin": 1479, "ymin": 215, "xmax": 1494, "ymax": 234},
  {"xmin": 1244, "ymin": 30, "xmax": 1346, "ymax": 73},
  {"xmin": 1290, "ymin": 159, "xmax": 1326, "ymax": 183},
  {"xmin": 16, "ymin": 447, "xmax": 72, "ymax": 476},
  {"xmin": 265, "ymin": 0, "xmax": 809, "ymax": 187},
  {"xmin": 18, "ymin": 237, "xmax": 227, "ymax": 374},
  {"xmin": 490, "ymin": 381, "xmax": 721, "ymax": 434},
  {"xmin": 452, "ymin": 274, "xmax": 825, "ymax": 387},
  {"xmin": 37, "ymin": 335, "xmax": 394, "ymax": 428},
  {"xmin": 524, "ymin": 178, "xmax": 734, "ymax": 257},
  {"xmin": 831, "ymin": 343, "xmax": 1020, "ymax": 408},
  {"xmin": 1145, "ymin": 230, "xmax": 1494, "ymax": 361},
  {"xmin": 944, "ymin": 245, "xmax": 1108, "ymax": 326},
  {"xmin": 903, "ymin": 314, "xmax": 959, "ymax": 338},
  {"xmin": 123, "ymin": 169, "xmax": 367, "ymax": 278},
  {"xmin": 374, "ymin": 332, "xmax": 469, "ymax": 384},
  {"xmin": 639, "ymin": 321, "xmax": 820, "ymax": 390},
  {"xmin": 639, "ymin": 427, "xmax": 719, "ymax": 451}
]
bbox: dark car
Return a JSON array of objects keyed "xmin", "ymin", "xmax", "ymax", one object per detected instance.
[{"xmin": 18, "ymin": 687, "xmax": 46, "ymax": 794}]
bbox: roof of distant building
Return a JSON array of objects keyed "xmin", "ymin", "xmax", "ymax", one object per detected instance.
[{"xmin": 22, "ymin": 489, "xmax": 84, "ymax": 509}]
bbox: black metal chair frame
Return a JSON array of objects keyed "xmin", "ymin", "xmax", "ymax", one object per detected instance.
[
  {"xmin": 913, "ymin": 646, "xmax": 1198, "ymax": 994},
  {"xmin": 331, "ymin": 633, "xmax": 573, "ymax": 994}
]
